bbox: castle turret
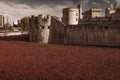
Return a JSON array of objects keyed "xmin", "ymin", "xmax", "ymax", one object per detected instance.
[
  {"xmin": 29, "ymin": 15, "xmax": 52, "ymax": 43},
  {"xmin": 62, "ymin": 8, "xmax": 79, "ymax": 25},
  {"xmin": 46, "ymin": 15, "xmax": 51, "ymax": 26},
  {"xmin": 77, "ymin": 4, "xmax": 83, "ymax": 19}
]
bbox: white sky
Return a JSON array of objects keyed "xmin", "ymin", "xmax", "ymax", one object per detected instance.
[{"xmin": 0, "ymin": 2, "xmax": 73, "ymax": 24}]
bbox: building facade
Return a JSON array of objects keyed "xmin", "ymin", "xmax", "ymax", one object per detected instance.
[
  {"xmin": 83, "ymin": 7, "xmax": 102, "ymax": 19},
  {"xmin": 0, "ymin": 15, "xmax": 4, "ymax": 28}
]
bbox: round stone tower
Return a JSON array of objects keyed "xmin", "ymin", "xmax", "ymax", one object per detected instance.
[{"xmin": 62, "ymin": 8, "xmax": 79, "ymax": 25}]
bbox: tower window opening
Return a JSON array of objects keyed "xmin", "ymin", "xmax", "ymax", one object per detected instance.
[
  {"xmin": 76, "ymin": 18, "xmax": 78, "ymax": 21},
  {"xmin": 48, "ymin": 26, "xmax": 50, "ymax": 29},
  {"xmin": 42, "ymin": 26, "xmax": 45, "ymax": 29},
  {"xmin": 76, "ymin": 13, "xmax": 78, "ymax": 16}
]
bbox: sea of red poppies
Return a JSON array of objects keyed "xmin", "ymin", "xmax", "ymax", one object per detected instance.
[{"xmin": 0, "ymin": 40, "xmax": 119, "ymax": 80}]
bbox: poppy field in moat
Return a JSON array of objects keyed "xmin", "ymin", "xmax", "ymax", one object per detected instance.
[{"xmin": 0, "ymin": 40, "xmax": 120, "ymax": 80}]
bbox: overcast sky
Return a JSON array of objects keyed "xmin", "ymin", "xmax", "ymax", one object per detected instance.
[{"xmin": 0, "ymin": 0, "xmax": 116, "ymax": 24}]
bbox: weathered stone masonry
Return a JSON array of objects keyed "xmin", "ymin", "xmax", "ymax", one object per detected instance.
[
  {"xmin": 29, "ymin": 15, "xmax": 51, "ymax": 43},
  {"xmin": 50, "ymin": 16, "xmax": 65, "ymax": 44},
  {"xmin": 65, "ymin": 21, "xmax": 120, "ymax": 46},
  {"xmin": 29, "ymin": 3, "xmax": 120, "ymax": 46},
  {"xmin": 29, "ymin": 15, "xmax": 65, "ymax": 44},
  {"xmin": 29, "ymin": 15, "xmax": 120, "ymax": 46}
]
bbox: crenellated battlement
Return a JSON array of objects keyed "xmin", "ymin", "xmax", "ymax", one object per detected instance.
[
  {"xmin": 37, "ymin": 15, "xmax": 51, "ymax": 27},
  {"xmin": 29, "ymin": 3, "xmax": 120, "ymax": 46},
  {"xmin": 29, "ymin": 15, "xmax": 51, "ymax": 43},
  {"xmin": 30, "ymin": 15, "xmax": 51, "ymax": 29}
]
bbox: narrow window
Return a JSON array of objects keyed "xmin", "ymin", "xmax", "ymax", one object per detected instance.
[
  {"xmin": 48, "ymin": 26, "xmax": 50, "ymax": 29},
  {"xmin": 76, "ymin": 13, "xmax": 78, "ymax": 16},
  {"xmin": 66, "ymin": 13, "xmax": 68, "ymax": 16},
  {"xmin": 42, "ymin": 26, "xmax": 44, "ymax": 29},
  {"xmin": 67, "ymin": 17, "xmax": 68, "ymax": 21},
  {"xmin": 76, "ymin": 18, "xmax": 78, "ymax": 21}
]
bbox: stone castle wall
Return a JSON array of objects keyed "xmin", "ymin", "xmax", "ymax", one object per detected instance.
[
  {"xmin": 65, "ymin": 21, "xmax": 120, "ymax": 46},
  {"xmin": 29, "ymin": 15, "xmax": 120, "ymax": 46},
  {"xmin": 50, "ymin": 16, "xmax": 65, "ymax": 43},
  {"xmin": 29, "ymin": 15, "xmax": 51, "ymax": 43}
]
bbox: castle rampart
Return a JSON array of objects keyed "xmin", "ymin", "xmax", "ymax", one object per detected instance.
[
  {"xmin": 29, "ymin": 3, "xmax": 120, "ymax": 46},
  {"xmin": 65, "ymin": 20, "xmax": 120, "ymax": 46}
]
